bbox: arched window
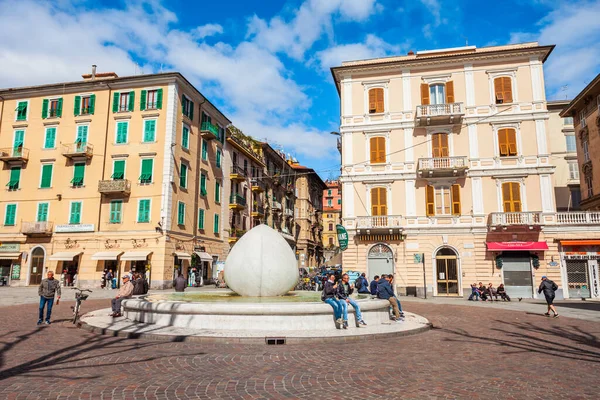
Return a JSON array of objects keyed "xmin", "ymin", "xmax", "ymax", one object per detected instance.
[
  {"xmin": 494, "ymin": 77, "xmax": 513, "ymax": 104},
  {"xmin": 369, "ymin": 137, "xmax": 386, "ymax": 164},
  {"xmin": 431, "ymin": 133, "xmax": 449, "ymax": 158},
  {"xmin": 371, "ymin": 187, "xmax": 387, "ymax": 216},
  {"xmin": 368, "ymin": 88, "xmax": 384, "ymax": 114},
  {"xmin": 502, "ymin": 182, "xmax": 522, "ymax": 212},
  {"xmin": 328, "ymin": 223, "xmax": 333, "ymax": 231},
  {"xmin": 498, "ymin": 128, "xmax": 517, "ymax": 157}
]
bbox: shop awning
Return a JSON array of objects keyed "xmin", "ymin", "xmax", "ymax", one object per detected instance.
[
  {"xmin": 173, "ymin": 252, "xmax": 191, "ymax": 260},
  {"xmin": 0, "ymin": 252, "xmax": 21, "ymax": 260},
  {"xmin": 49, "ymin": 251, "xmax": 82, "ymax": 261},
  {"xmin": 486, "ymin": 242, "xmax": 549, "ymax": 251},
  {"xmin": 194, "ymin": 252, "xmax": 213, "ymax": 262},
  {"xmin": 91, "ymin": 251, "xmax": 123, "ymax": 261},
  {"xmin": 560, "ymin": 240, "xmax": 600, "ymax": 246},
  {"xmin": 121, "ymin": 251, "xmax": 152, "ymax": 261}
]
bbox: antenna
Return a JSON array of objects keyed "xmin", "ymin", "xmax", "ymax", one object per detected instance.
[{"xmin": 561, "ymin": 85, "xmax": 569, "ymax": 100}]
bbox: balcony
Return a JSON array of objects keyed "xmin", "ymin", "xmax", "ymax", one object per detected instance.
[
  {"xmin": 284, "ymin": 209, "xmax": 294, "ymax": 219},
  {"xmin": 285, "ymin": 183, "xmax": 294, "ymax": 196},
  {"xmin": 228, "ymin": 228, "xmax": 246, "ymax": 244},
  {"xmin": 555, "ymin": 211, "xmax": 600, "ymax": 225},
  {"xmin": 251, "ymin": 204, "xmax": 265, "ymax": 218},
  {"xmin": 62, "ymin": 142, "xmax": 93, "ymax": 159},
  {"xmin": 200, "ymin": 121, "xmax": 219, "ymax": 141},
  {"xmin": 356, "ymin": 215, "xmax": 403, "ymax": 231},
  {"xmin": 21, "ymin": 221, "xmax": 53, "ymax": 236},
  {"xmin": 229, "ymin": 194, "xmax": 247, "ymax": 210},
  {"xmin": 98, "ymin": 179, "xmax": 131, "ymax": 195},
  {"xmin": 416, "ymin": 102, "xmax": 464, "ymax": 126},
  {"xmin": 251, "ymin": 179, "xmax": 266, "ymax": 193},
  {"xmin": 230, "ymin": 165, "xmax": 247, "ymax": 181},
  {"xmin": 0, "ymin": 147, "xmax": 29, "ymax": 163},
  {"xmin": 488, "ymin": 212, "xmax": 542, "ymax": 229},
  {"xmin": 418, "ymin": 156, "xmax": 468, "ymax": 178},
  {"xmin": 271, "ymin": 201, "xmax": 282, "ymax": 212}
]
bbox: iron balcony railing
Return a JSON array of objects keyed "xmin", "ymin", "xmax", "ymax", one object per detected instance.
[
  {"xmin": 230, "ymin": 194, "xmax": 247, "ymax": 207},
  {"xmin": 62, "ymin": 142, "xmax": 94, "ymax": 158},
  {"xmin": 0, "ymin": 147, "xmax": 29, "ymax": 162},
  {"xmin": 200, "ymin": 121, "xmax": 220, "ymax": 140}
]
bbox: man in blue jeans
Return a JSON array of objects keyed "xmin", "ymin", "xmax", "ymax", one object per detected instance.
[
  {"xmin": 38, "ymin": 270, "xmax": 61, "ymax": 325},
  {"xmin": 337, "ymin": 273, "xmax": 367, "ymax": 328},
  {"xmin": 322, "ymin": 273, "xmax": 343, "ymax": 327}
]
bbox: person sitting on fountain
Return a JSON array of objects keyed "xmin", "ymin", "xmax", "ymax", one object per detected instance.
[
  {"xmin": 321, "ymin": 273, "xmax": 343, "ymax": 327},
  {"xmin": 337, "ymin": 273, "xmax": 367, "ymax": 329},
  {"xmin": 110, "ymin": 274, "xmax": 134, "ymax": 317}
]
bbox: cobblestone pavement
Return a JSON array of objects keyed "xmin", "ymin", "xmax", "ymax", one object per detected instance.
[{"xmin": 1, "ymin": 299, "xmax": 599, "ymax": 399}]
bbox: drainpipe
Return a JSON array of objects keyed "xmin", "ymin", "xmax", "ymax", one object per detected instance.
[{"xmin": 97, "ymin": 82, "xmax": 112, "ymax": 231}]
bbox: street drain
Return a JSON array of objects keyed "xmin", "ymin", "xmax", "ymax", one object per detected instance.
[{"xmin": 265, "ymin": 337, "xmax": 286, "ymax": 345}]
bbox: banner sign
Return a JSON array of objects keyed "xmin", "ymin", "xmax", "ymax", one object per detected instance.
[{"xmin": 336, "ymin": 224, "xmax": 349, "ymax": 251}]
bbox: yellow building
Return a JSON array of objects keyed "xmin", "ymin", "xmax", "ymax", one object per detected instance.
[
  {"xmin": 322, "ymin": 180, "xmax": 342, "ymax": 264},
  {"xmin": 332, "ymin": 42, "xmax": 600, "ymax": 299},
  {"xmin": 0, "ymin": 70, "xmax": 230, "ymax": 288}
]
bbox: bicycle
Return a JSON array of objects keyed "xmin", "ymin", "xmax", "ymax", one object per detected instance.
[{"xmin": 71, "ymin": 287, "xmax": 92, "ymax": 324}]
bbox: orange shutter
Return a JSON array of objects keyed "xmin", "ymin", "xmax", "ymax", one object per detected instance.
[
  {"xmin": 421, "ymin": 83, "xmax": 430, "ymax": 106},
  {"xmin": 370, "ymin": 137, "xmax": 378, "ymax": 163},
  {"xmin": 446, "ymin": 81, "xmax": 455, "ymax": 103},
  {"xmin": 432, "ymin": 134, "xmax": 440, "ymax": 158},
  {"xmin": 377, "ymin": 137, "xmax": 386, "ymax": 162},
  {"xmin": 494, "ymin": 78, "xmax": 503, "ymax": 103},
  {"xmin": 507, "ymin": 129, "xmax": 517, "ymax": 156},
  {"xmin": 440, "ymin": 134, "xmax": 449, "ymax": 157},
  {"xmin": 426, "ymin": 185, "xmax": 435, "ymax": 216},
  {"xmin": 371, "ymin": 188, "xmax": 387, "ymax": 216},
  {"xmin": 511, "ymin": 182, "xmax": 522, "ymax": 212},
  {"xmin": 451, "ymin": 184, "xmax": 461, "ymax": 215},
  {"xmin": 502, "ymin": 78, "xmax": 513, "ymax": 103},
  {"xmin": 368, "ymin": 89, "xmax": 376, "ymax": 113},
  {"xmin": 498, "ymin": 129, "xmax": 508, "ymax": 156},
  {"xmin": 370, "ymin": 137, "xmax": 385, "ymax": 164},
  {"xmin": 502, "ymin": 182, "xmax": 521, "ymax": 212},
  {"xmin": 376, "ymin": 89, "xmax": 384, "ymax": 113}
]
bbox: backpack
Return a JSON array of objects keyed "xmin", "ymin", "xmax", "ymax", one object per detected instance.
[
  {"xmin": 551, "ymin": 280, "xmax": 558, "ymax": 291},
  {"xmin": 355, "ymin": 277, "xmax": 363, "ymax": 290}
]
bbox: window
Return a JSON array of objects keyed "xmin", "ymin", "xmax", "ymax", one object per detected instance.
[
  {"xmin": 213, "ymin": 213, "xmax": 220, "ymax": 234},
  {"xmin": 37, "ymin": 203, "xmax": 49, "ymax": 222},
  {"xmin": 580, "ymin": 110, "xmax": 587, "ymax": 128},
  {"xmin": 328, "ymin": 199, "xmax": 332, "ymax": 206},
  {"xmin": 432, "ymin": 133, "xmax": 449, "ymax": 158},
  {"xmin": 177, "ymin": 202, "xmax": 186, "ymax": 225},
  {"xmin": 16, "ymin": 101, "xmax": 28, "ymax": 121},
  {"xmin": 328, "ymin": 223, "xmax": 333, "ymax": 231},
  {"xmin": 12, "ymin": 130, "xmax": 24, "ymax": 154},
  {"xmin": 42, "ymin": 98, "xmax": 63, "ymax": 118},
  {"xmin": 218, "ymin": 126, "xmax": 225, "ymax": 143},
  {"xmin": 429, "ymin": 84, "xmax": 446, "ymax": 105},
  {"xmin": 109, "ymin": 200, "xmax": 122, "ymax": 224},
  {"xmin": 71, "ymin": 163, "xmax": 85, "ymax": 187},
  {"xmin": 113, "ymin": 92, "xmax": 134, "ymax": 112},
  {"xmin": 369, "ymin": 137, "xmax": 386, "ymax": 164},
  {"xmin": 368, "ymin": 88, "xmax": 384, "ymax": 113},
  {"xmin": 140, "ymin": 89, "xmax": 162, "ymax": 110},
  {"xmin": 338, "ymin": 199, "xmax": 341, "ymax": 205},
  {"xmin": 569, "ymin": 163, "xmax": 580, "ymax": 181},
  {"xmin": 563, "ymin": 117, "xmax": 574, "ymax": 126},
  {"xmin": 244, "ymin": 160, "xmax": 248, "ymax": 175},
  {"xmin": 112, "ymin": 160, "xmax": 125, "ymax": 180},
  {"xmin": 216, "ymin": 149, "xmax": 222, "ymax": 168},
  {"xmin": 40, "ymin": 164, "xmax": 53, "ymax": 188},
  {"xmin": 215, "ymin": 181, "xmax": 221, "ymax": 203},
  {"xmin": 44, "ymin": 127, "xmax": 56, "ymax": 149},
  {"xmin": 571, "ymin": 189, "xmax": 582, "ymax": 209},
  {"xmin": 116, "ymin": 121, "xmax": 128, "ymax": 144},
  {"xmin": 329, "ymin": 237, "xmax": 334, "ymax": 246},
  {"xmin": 4, "ymin": 204, "xmax": 16, "ymax": 226},
  {"xmin": 502, "ymin": 182, "xmax": 522, "ymax": 212},
  {"xmin": 70, "ymin": 202, "xmax": 82, "ymax": 224},
  {"xmin": 140, "ymin": 159, "xmax": 154, "ymax": 184},
  {"xmin": 182, "ymin": 95, "xmax": 194, "ymax": 119},
  {"xmin": 565, "ymin": 135, "xmax": 577, "ymax": 152},
  {"xmin": 586, "ymin": 175, "xmax": 593, "ymax": 198},
  {"xmin": 143, "ymin": 120, "xmax": 156, "ymax": 142},
  {"xmin": 75, "ymin": 95, "xmax": 95, "ymax": 116},
  {"xmin": 498, "ymin": 128, "xmax": 517, "ymax": 157},
  {"xmin": 198, "ymin": 208, "xmax": 205, "ymax": 230},
  {"xmin": 200, "ymin": 173, "xmax": 207, "ymax": 196},
  {"xmin": 7, "ymin": 167, "xmax": 20, "ymax": 190},
  {"xmin": 202, "ymin": 140, "xmax": 208, "ymax": 161},
  {"xmin": 182, "ymin": 126, "xmax": 190, "ymax": 149},
  {"xmin": 137, "ymin": 199, "xmax": 151, "ymax": 223},
  {"xmin": 180, "ymin": 163, "xmax": 188, "ymax": 188},
  {"xmin": 583, "ymin": 139, "xmax": 590, "ymax": 162},
  {"xmin": 76, "ymin": 125, "xmax": 88, "ymax": 148},
  {"xmin": 328, "ymin": 190, "xmax": 332, "ymax": 196},
  {"xmin": 426, "ymin": 185, "xmax": 460, "ymax": 216},
  {"xmin": 370, "ymin": 187, "xmax": 387, "ymax": 216},
  {"xmin": 494, "ymin": 77, "xmax": 513, "ymax": 104}
]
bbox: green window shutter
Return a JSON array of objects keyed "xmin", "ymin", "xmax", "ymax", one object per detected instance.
[
  {"xmin": 13, "ymin": 130, "xmax": 24, "ymax": 149},
  {"xmin": 180, "ymin": 163, "xmax": 187, "ymax": 188},
  {"xmin": 37, "ymin": 203, "xmax": 49, "ymax": 222},
  {"xmin": 40, "ymin": 164, "xmax": 53, "ymax": 188},
  {"xmin": 202, "ymin": 141, "xmax": 208, "ymax": 160},
  {"xmin": 112, "ymin": 160, "xmax": 125, "ymax": 179},
  {"xmin": 181, "ymin": 94, "xmax": 186, "ymax": 115},
  {"xmin": 140, "ymin": 159, "xmax": 153, "ymax": 183},
  {"xmin": 140, "ymin": 90, "xmax": 147, "ymax": 111},
  {"xmin": 42, "ymin": 99, "xmax": 49, "ymax": 119},
  {"xmin": 57, "ymin": 98, "xmax": 63, "ymax": 117},
  {"xmin": 76, "ymin": 125, "xmax": 88, "ymax": 143},
  {"xmin": 198, "ymin": 208, "xmax": 205, "ymax": 229},
  {"xmin": 5, "ymin": 204, "xmax": 17, "ymax": 226},
  {"xmin": 216, "ymin": 149, "xmax": 221, "ymax": 168},
  {"xmin": 189, "ymin": 101, "xmax": 194, "ymax": 120},
  {"xmin": 16, "ymin": 102, "xmax": 27, "ymax": 121},
  {"xmin": 74, "ymin": 96, "xmax": 81, "ymax": 116},
  {"xmin": 110, "ymin": 201, "xmax": 122, "ymax": 223},
  {"xmin": 200, "ymin": 173, "xmax": 207, "ymax": 195},
  {"xmin": 7, "ymin": 167, "xmax": 21, "ymax": 190},
  {"xmin": 112, "ymin": 92, "xmax": 119, "ymax": 113},
  {"xmin": 178, "ymin": 202, "xmax": 185, "ymax": 225},
  {"xmin": 138, "ymin": 199, "xmax": 150, "ymax": 223},
  {"xmin": 89, "ymin": 94, "xmax": 96, "ymax": 115},
  {"xmin": 144, "ymin": 120, "xmax": 156, "ymax": 142},
  {"xmin": 116, "ymin": 122, "xmax": 128, "ymax": 143},
  {"xmin": 70, "ymin": 202, "xmax": 82, "ymax": 224},
  {"xmin": 156, "ymin": 89, "xmax": 163, "ymax": 109},
  {"xmin": 213, "ymin": 213, "xmax": 219, "ymax": 234},
  {"xmin": 44, "ymin": 128, "xmax": 56, "ymax": 149},
  {"xmin": 128, "ymin": 91, "xmax": 135, "ymax": 112},
  {"xmin": 72, "ymin": 163, "xmax": 85, "ymax": 186},
  {"xmin": 182, "ymin": 126, "xmax": 189, "ymax": 149},
  {"xmin": 215, "ymin": 181, "xmax": 220, "ymax": 203}
]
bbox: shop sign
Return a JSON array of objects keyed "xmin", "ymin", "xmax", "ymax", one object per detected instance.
[
  {"xmin": 0, "ymin": 243, "xmax": 20, "ymax": 252},
  {"xmin": 11, "ymin": 264, "xmax": 20, "ymax": 280},
  {"xmin": 413, "ymin": 253, "xmax": 423, "ymax": 264},
  {"xmin": 336, "ymin": 224, "xmax": 349, "ymax": 251},
  {"xmin": 564, "ymin": 252, "xmax": 600, "ymax": 260},
  {"xmin": 55, "ymin": 224, "xmax": 95, "ymax": 233}
]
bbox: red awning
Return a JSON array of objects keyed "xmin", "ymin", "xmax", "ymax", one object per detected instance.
[
  {"xmin": 486, "ymin": 242, "xmax": 549, "ymax": 251},
  {"xmin": 560, "ymin": 240, "xmax": 600, "ymax": 246}
]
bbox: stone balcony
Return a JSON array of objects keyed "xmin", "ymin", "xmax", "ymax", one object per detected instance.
[
  {"xmin": 416, "ymin": 102, "xmax": 464, "ymax": 126},
  {"xmin": 489, "ymin": 212, "xmax": 542, "ymax": 228},
  {"xmin": 98, "ymin": 179, "xmax": 131, "ymax": 195},
  {"xmin": 356, "ymin": 215, "xmax": 403, "ymax": 231},
  {"xmin": 62, "ymin": 142, "xmax": 93, "ymax": 159},
  {"xmin": 271, "ymin": 201, "xmax": 282, "ymax": 212},
  {"xmin": 21, "ymin": 221, "xmax": 53, "ymax": 236},
  {"xmin": 0, "ymin": 147, "xmax": 29, "ymax": 164},
  {"xmin": 418, "ymin": 156, "xmax": 468, "ymax": 178},
  {"xmin": 230, "ymin": 165, "xmax": 247, "ymax": 181}
]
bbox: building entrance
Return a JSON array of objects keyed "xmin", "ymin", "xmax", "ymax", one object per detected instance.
[
  {"xmin": 565, "ymin": 260, "xmax": 591, "ymax": 298},
  {"xmin": 368, "ymin": 244, "xmax": 394, "ymax": 279},
  {"xmin": 435, "ymin": 248, "xmax": 459, "ymax": 295},
  {"xmin": 29, "ymin": 248, "xmax": 45, "ymax": 285},
  {"xmin": 503, "ymin": 252, "xmax": 534, "ymax": 298}
]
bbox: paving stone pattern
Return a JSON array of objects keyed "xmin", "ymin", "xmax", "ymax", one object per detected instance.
[{"xmin": 1, "ymin": 299, "xmax": 599, "ymax": 399}]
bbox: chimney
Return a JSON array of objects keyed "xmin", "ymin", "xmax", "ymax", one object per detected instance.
[
  {"xmin": 407, "ymin": 50, "xmax": 415, "ymax": 55},
  {"xmin": 91, "ymin": 65, "xmax": 97, "ymax": 80}
]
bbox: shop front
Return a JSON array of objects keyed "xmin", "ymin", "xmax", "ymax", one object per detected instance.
[
  {"xmin": 559, "ymin": 240, "xmax": 600, "ymax": 299},
  {"xmin": 0, "ymin": 243, "xmax": 21, "ymax": 286},
  {"xmin": 91, "ymin": 251, "xmax": 124, "ymax": 288},
  {"xmin": 173, "ymin": 252, "xmax": 191, "ymax": 283},
  {"xmin": 121, "ymin": 251, "xmax": 153, "ymax": 285},
  {"xmin": 48, "ymin": 252, "xmax": 82, "ymax": 287},
  {"xmin": 194, "ymin": 251, "xmax": 214, "ymax": 285}
]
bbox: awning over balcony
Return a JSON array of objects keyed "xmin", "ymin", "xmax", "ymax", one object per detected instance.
[
  {"xmin": 194, "ymin": 252, "xmax": 214, "ymax": 262},
  {"xmin": 49, "ymin": 251, "xmax": 82, "ymax": 261},
  {"xmin": 0, "ymin": 252, "xmax": 21, "ymax": 260},
  {"xmin": 91, "ymin": 251, "xmax": 123, "ymax": 261},
  {"xmin": 173, "ymin": 252, "xmax": 191, "ymax": 260},
  {"xmin": 560, "ymin": 240, "xmax": 600, "ymax": 246},
  {"xmin": 121, "ymin": 251, "xmax": 152, "ymax": 261},
  {"xmin": 486, "ymin": 242, "xmax": 549, "ymax": 251}
]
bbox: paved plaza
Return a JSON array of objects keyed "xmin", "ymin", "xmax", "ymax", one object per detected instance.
[{"xmin": 1, "ymin": 290, "xmax": 599, "ymax": 399}]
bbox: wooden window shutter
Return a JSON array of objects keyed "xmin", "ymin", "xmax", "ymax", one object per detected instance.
[
  {"xmin": 451, "ymin": 184, "xmax": 461, "ymax": 215},
  {"xmin": 156, "ymin": 89, "xmax": 163, "ymax": 109},
  {"xmin": 90, "ymin": 94, "xmax": 96, "ymax": 114},
  {"xmin": 445, "ymin": 81, "xmax": 455, "ymax": 103},
  {"xmin": 440, "ymin": 134, "xmax": 449, "ymax": 157},
  {"xmin": 112, "ymin": 92, "xmax": 119, "ymax": 113},
  {"xmin": 421, "ymin": 83, "xmax": 430, "ymax": 105},
  {"xmin": 73, "ymin": 96, "xmax": 81, "ymax": 116},
  {"xmin": 140, "ymin": 90, "xmax": 147, "ymax": 111},
  {"xmin": 502, "ymin": 77, "xmax": 513, "ymax": 103},
  {"xmin": 371, "ymin": 188, "xmax": 379, "ymax": 216},
  {"xmin": 511, "ymin": 182, "xmax": 522, "ymax": 212},
  {"xmin": 376, "ymin": 88, "xmax": 384, "ymax": 113},
  {"xmin": 369, "ymin": 89, "xmax": 384, "ymax": 114},
  {"xmin": 426, "ymin": 185, "xmax": 435, "ymax": 216},
  {"xmin": 498, "ymin": 129, "xmax": 508, "ymax": 156},
  {"xmin": 41, "ymin": 99, "xmax": 48, "ymax": 119},
  {"xmin": 371, "ymin": 188, "xmax": 386, "ymax": 216},
  {"xmin": 128, "ymin": 91, "xmax": 135, "ymax": 112},
  {"xmin": 502, "ymin": 182, "xmax": 511, "ymax": 212},
  {"xmin": 57, "ymin": 98, "xmax": 63, "ymax": 117},
  {"xmin": 432, "ymin": 134, "xmax": 440, "ymax": 158},
  {"xmin": 370, "ymin": 137, "xmax": 385, "ymax": 164},
  {"xmin": 507, "ymin": 129, "xmax": 517, "ymax": 156},
  {"xmin": 502, "ymin": 182, "xmax": 522, "ymax": 212}
]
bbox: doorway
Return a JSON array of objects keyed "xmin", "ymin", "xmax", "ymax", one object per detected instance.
[
  {"xmin": 565, "ymin": 260, "xmax": 590, "ymax": 298},
  {"xmin": 29, "ymin": 247, "xmax": 45, "ymax": 285},
  {"xmin": 435, "ymin": 247, "xmax": 459, "ymax": 295},
  {"xmin": 502, "ymin": 252, "xmax": 534, "ymax": 298},
  {"xmin": 368, "ymin": 244, "xmax": 394, "ymax": 279}
]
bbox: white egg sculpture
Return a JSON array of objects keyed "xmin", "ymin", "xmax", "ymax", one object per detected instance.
[{"xmin": 224, "ymin": 224, "xmax": 299, "ymax": 297}]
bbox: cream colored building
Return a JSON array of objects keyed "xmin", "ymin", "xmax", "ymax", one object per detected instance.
[
  {"xmin": 0, "ymin": 70, "xmax": 230, "ymax": 288},
  {"xmin": 331, "ymin": 42, "xmax": 600, "ymax": 299}
]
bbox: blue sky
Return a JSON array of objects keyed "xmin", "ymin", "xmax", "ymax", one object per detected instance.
[{"xmin": 1, "ymin": 0, "xmax": 599, "ymax": 179}]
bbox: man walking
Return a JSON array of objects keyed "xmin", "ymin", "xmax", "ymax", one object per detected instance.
[
  {"xmin": 538, "ymin": 276, "xmax": 559, "ymax": 318},
  {"xmin": 38, "ymin": 270, "xmax": 61, "ymax": 325},
  {"xmin": 322, "ymin": 273, "xmax": 343, "ymax": 327},
  {"xmin": 110, "ymin": 274, "xmax": 134, "ymax": 317},
  {"xmin": 337, "ymin": 273, "xmax": 367, "ymax": 328}
]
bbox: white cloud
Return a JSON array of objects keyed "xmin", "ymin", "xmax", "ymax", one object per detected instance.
[
  {"xmin": 419, "ymin": 0, "xmax": 441, "ymax": 26},
  {"xmin": 193, "ymin": 23, "xmax": 224, "ymax": 39}
]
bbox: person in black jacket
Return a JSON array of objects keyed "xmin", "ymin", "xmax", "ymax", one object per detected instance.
[
  {"xmin": 322, "ymin": 273, "xmax": 343, "ymax": 327},
  {"xmin": 369, "ymin": 275, "xmax": 380, "ymax": 296},
  {"xmin": 355, "ymin": 273, "xmax": 370, "ymax": 294},
  {"xmin": 337, "ymin": 273, "xmax": 367, "ymax": 329},
  {"xmin": 538, "ymin": 276, "xmax": 559, "ymax": 317},
  {"xmin": 377, "ymin": 275, "xmax": 403, "ymax": 321}
]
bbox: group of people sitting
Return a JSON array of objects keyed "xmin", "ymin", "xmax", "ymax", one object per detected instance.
[
  {"xmin": 109, "ymin": 272, "xmax": 149, "ymax": 317},
  {"xmin": 468, "ymin": 282, "xmax": 511, "ymax": 301}
]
